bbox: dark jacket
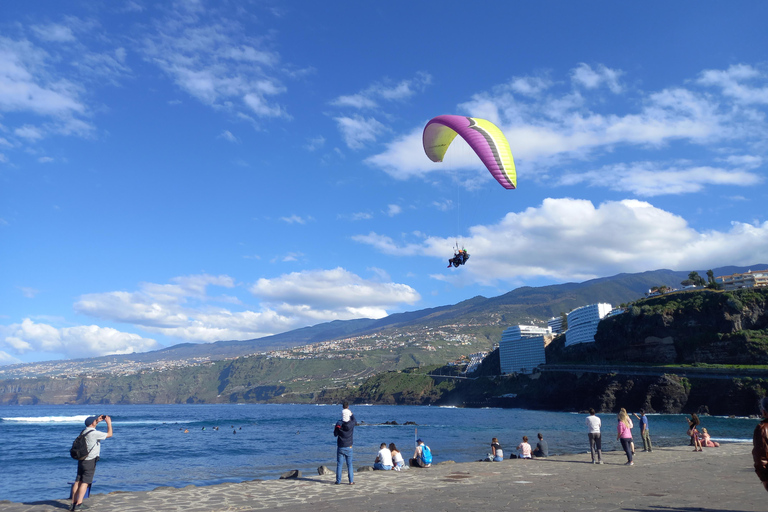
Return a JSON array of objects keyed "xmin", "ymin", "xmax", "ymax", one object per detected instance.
[
  {"xmin": 334, "ymin": 416, "xmax": 355, "ymax": 448},
  {"xmin": 753, "ymin": 418, "xmax": 768, "ymax": 485}
]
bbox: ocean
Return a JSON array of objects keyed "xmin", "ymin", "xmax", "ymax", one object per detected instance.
[{"xmin": 0, "ymin": 404, "xmax": 759, "ymax": 503}]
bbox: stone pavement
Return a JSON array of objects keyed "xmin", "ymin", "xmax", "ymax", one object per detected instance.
[{"xmin": 1, "ymin": 444, "xmax": 764, "ymax": 512}]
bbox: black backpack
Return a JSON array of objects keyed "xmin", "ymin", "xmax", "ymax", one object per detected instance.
[{"xmin": 70, "ymin": 430, "xmax": 96, "ymax": 460}]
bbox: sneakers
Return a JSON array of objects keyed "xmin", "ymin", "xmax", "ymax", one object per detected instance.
[
  {"xmin": 625, "ymin": 461, "xmax": 634, "ymax": 466},
  {"xmin": 598, "ymin": 461, "xmax": 604, "ymax": 464}
]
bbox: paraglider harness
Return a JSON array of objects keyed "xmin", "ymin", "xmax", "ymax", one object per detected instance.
[{"xmin": 447, "ymin": 245, "xmax": 470, "ymax": 268}]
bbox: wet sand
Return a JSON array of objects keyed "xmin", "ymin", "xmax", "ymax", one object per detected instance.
[{"xmin": 2, "ymin": 443, "xmax": 764, "ymax": 511}]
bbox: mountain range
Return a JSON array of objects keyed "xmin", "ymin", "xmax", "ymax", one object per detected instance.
[{"xmin": 5, "ymin": 265, "xmax": 765, "ymax": 372}]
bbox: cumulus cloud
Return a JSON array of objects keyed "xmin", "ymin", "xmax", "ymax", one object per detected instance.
[
  {"xmin": 250, "ymin": 267, "xmax": 421, "ymax": 319},
  {"xmin": 353, "ymin": 197, "xmax": 768, "ymax": 286},
  {"xmin": 1, "ymin": 319, "xmax": 157, "ymax": 359},
  {"xmin": 69, "ymin": 270, "xmax": 420, "ymax": 346},
  {"xmin": 366, "ymin": 64, "xmax": 766, "ymax": 196},
  {"xmin": 386, "ymin": 204, "xmax": 402, "ymax": 217}
]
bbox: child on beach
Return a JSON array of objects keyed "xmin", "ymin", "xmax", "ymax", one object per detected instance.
[{"xmin": 341, "ymin": 401, "xmax": 352, "ymax": 423}]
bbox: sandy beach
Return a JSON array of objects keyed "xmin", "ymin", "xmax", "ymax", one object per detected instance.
[{"xmin": 2, "ymin": 443, "xmax": 764, "ymax": 512}]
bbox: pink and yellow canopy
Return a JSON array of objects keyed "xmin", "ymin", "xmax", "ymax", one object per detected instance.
[{"xmin": 422, "ymin": 115, "xmax": 516, "ymax": 189}]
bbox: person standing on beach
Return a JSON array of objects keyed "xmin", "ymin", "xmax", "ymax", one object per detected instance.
[
  {"xmin": 617, "ymin": 410, "xmax": 634, "ymax": 465},
  {"xmin": 753, "ymin": 396, "xmax": 768, "ymax": 492},
  {"xmin": 586, "ymin": 409, "xmax": 603, "ymax": 464},
  {"xmin": 633, "ymin": 410, "xmax": 653, "ymax": 452},
  {"xmin": 334, "ymin": 405, "xmax": 355, "ymax": 485},
  {"xmin": 71, "ymin": 415, "xmax": 112, "ymax": 511}
]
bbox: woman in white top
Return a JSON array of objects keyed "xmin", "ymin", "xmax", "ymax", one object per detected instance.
[{"xmin": 389, "ymin": 443, "xmax": 404, "ymax": 469}]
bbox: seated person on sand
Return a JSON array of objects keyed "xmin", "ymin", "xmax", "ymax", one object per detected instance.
[
  {"xmin": 701, "ymin": 428, "xmax": 720, "ymax": 448},
  {"xmin": 485, "ymin": 437, "xmax": 504, "ymax": 462},
  {"xmin": 532, "ymin": 432, "xmax": 548, "ymax": 458},
  {"xmin": 389, "ymin": 443, "xmax": 405, "ymax": 470},
  {"xmin": 517, "ymin": 436, "xmax": 533, "ymax": 459},
  {"xmin": 373, "ymin": 442, "xmax": 393, "ymax": 470},
  {"xmin": 409, "ymin": 438, "xmax": 432, "ymax": 468}
]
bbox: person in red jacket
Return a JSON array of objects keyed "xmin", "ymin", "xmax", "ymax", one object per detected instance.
[{"xmin": 753, "ymin": 396, "xmax": 768, "ymax": 492}]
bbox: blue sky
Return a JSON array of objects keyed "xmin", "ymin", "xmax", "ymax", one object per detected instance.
[{"xmin": 2, "ymin": 1, "xmax": 768, "ymax": 364}]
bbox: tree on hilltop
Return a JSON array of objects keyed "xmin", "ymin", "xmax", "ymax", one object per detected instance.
[{"xmin": 688, "ymin": 271, "xmax": 706, "ymax": 287}]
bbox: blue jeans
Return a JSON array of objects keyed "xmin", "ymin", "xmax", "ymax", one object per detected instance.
[
  {"xmin": 373, "ymin": 462, "xmax": 392, "ymax": 470},
  {"xmin": 336, "ymin": 446, "xmax": 353, "ymax": 483}
]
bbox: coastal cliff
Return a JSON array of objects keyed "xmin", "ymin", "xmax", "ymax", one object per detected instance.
[{"xmin": 2, "ymin": 289, "xmax": 767, "ymax": 415}]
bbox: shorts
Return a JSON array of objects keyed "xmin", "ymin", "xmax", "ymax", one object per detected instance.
[{"xmin": 76, "ymin": 458, "xmax": 98, "ymax": 484}]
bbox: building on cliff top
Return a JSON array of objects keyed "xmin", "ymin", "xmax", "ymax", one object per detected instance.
[
  {"xmin": 715, "ymin": 269, "xmax": 768, "ymax": 291},
  {"xmin": 547, "ymin": 316, "xmax": 564, "ymax": 334},
  {"xmin": 499, "ymin": 325, "xmax": 553, "ymax": 375},
  {"xmin": 565, "ymin": 303, "xmax": 612, "ymax": 348}
]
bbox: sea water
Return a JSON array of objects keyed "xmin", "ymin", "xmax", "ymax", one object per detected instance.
[{"xmin": 0, "ymin": 403, "xmax": 758, "ymax": 503}]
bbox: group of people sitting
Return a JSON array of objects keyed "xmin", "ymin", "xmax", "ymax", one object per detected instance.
[
  {"xmin": 484, "ymin": 433, "xmax": 548, "ymax": 461},
  {"xmin": 373, "ymin": 439, "xmax": 432, "ymax": 470},
  {"xmin": 687, "ymin": 413, "xmax": 721, "ymax": 450}
]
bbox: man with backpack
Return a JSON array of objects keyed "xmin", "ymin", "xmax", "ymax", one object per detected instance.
[
  {"xmin": 409, "ymin": 438, "xmax": 432, "ymax": 468},
  {"xmin": 70, "ymin": 415, "xmax": 112, "ymax": 511}
]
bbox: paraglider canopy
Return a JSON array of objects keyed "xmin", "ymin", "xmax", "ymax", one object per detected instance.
[{"xmin": 423, "ymin": 115, "xmax": 516, "ymax": 190}]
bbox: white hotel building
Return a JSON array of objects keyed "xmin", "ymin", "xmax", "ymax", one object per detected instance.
[
  {"xmin": 565, "ymin": 303, "xmax": 613, "ymax": 347},
  {"xmin": 499, "ymin": 325, "xmax": 552, "ymax": 375}
]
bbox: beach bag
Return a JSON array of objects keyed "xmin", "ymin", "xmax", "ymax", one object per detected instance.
[
  {"xmin": 70, "ymin": 430, "xmax": 95, "ymax": 460},
  {"xmin": 420, "ymin": 445, "xmax": 432, "ymax": 465}
]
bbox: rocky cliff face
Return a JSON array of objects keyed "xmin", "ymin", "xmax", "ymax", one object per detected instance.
[{"xmin": 595, "ymin": 289, "xmax": 768, "ymax": 364}]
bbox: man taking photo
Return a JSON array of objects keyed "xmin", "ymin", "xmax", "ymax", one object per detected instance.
[{"xmin": 71, "ymin": 414, "xmax": 113, "ymax": 511}]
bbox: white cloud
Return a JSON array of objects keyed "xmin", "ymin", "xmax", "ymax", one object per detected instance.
[
  {"xmin": 18, "ymin": 287, "xmax": 39, "ymax": 298},
  {"xmin": 280, "ymin": 214, "xmax": 313, "ymax": 224},
  {"xmin": 367, "ymin": 64, "xmax": 760, "ymax": 194},
  {"xmin": 559, "ymin": 161, "xmax": 763, "ymax": 197},
  {"xmin": 386, "ymin": 204, "xmax": 402, "ymax": 217},
  {"xmin": 31, "ymin": 24, "xmax": 76, "ymax": 43},
  {"xmin": 38, "ymin": 156, "xmax": 54, "ymax": 163},
  {"xmin": 14, "ymin": 125, "xmax": 44, "ymax": 141},
  {"xmin": 305, "ymin": 135, "xmax": 325, "ymax": 151},
  {"xmin": 67, "ymin": 270, "xmax": 420, "ymax": 346},
  {"xmin": 571, "ymin": 63, "xmax": 623, "ymax": 93},
  {"xmin": 697, "ymin": 64, "xmax": 768, "ymax": 104},
  {"xmin": 0, "ymin": 37, "xmax": 87, "ymax": 117},
  {"xmin": 1, "ymin": 319, "xmax": 157, "ymax": 358},
  {"xmin": 250, "ymin": 267, "xmax": 421, "ymax": 319},
  {"xmin": 331, "ymin": 72, "xmax": 432, "ymax": 109},
  {"xmin": 217, "ymin": 130, "xmax": 239, "ymax": 143},
  {"xmin": 509, "ymin": 76, "xmax": 552, "ymax": 97},
  {"xmin": 142, "ymin": 9, "xmax": 289, "ymax": 120},
  {"xmin": 335, "ymin": 115, "xmax": 387, "ymax": 149},
  {"xmin": 0, "ymin": 350, "xmax": 21, "ymax": 364},
  {"xmin": 354, "ymin": 197, "xmax": 768, "ymax": 286}
]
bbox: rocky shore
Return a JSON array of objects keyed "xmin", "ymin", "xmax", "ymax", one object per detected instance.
[{"xmin": 2, "ymin": 443, "xmax": 764, "ymax": 512}]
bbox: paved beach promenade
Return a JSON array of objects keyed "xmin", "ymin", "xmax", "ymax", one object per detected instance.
[{"xmin": 2, "ymin": 444, "xmax": 764, "ymax": 512}]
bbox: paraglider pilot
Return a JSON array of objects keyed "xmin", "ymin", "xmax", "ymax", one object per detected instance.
[{"xmin": 447, "ymin": 248, "xmax": 470, "ymax": 268}]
